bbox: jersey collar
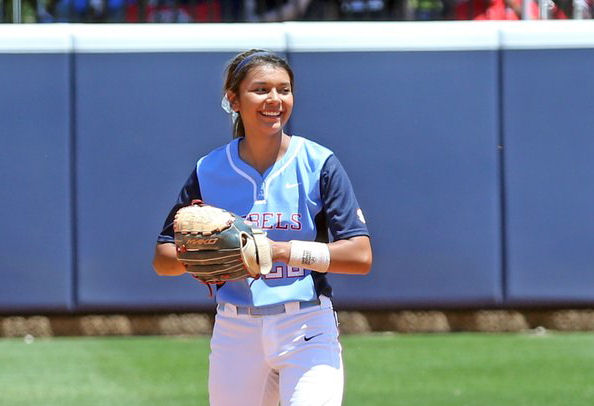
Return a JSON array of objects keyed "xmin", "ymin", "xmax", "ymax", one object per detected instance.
[{"xmin": 226, "ymin": 136, "xmax": 304, "ymax": 204}]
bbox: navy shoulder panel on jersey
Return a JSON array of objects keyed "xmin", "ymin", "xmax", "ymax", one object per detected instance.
[
  {"xmin": 157, "ymin": 167, "xmax": 202, "ymax": 244},
  {"xmin": 320, "ymin": 154, "xmax": 369, "ymax": 241}
]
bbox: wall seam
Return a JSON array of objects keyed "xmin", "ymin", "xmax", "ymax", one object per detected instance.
[
  {"xmin": 497, "ymin": 37, "xmax": 508, "ymax": 307},
  {"xmin": 68, "ymin": 36, "xmax": 79, "ymax": 312}
]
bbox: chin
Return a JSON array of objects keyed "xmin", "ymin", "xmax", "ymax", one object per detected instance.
[{"xmin": 261, "ymin": 123, "xmax": 284, "ymax": 134}]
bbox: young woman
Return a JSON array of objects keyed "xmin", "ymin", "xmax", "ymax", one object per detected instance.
[{"xmin": 153, "ymin": 49, "xmax": 372, "ymax": 406}]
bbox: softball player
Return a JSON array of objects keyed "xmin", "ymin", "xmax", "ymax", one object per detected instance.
[{"xmin": 153, "ymin": 49, "xmax": 372, "ymax": 406}]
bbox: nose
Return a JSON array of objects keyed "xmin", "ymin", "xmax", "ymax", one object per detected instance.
[{"xmin": 267, "ymin": 89, "xmax": 280, "ymax": 103}]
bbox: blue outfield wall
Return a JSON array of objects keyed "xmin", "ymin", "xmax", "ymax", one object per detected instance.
[
  {"xmin": 289, "ymin": 49, "xmax": 501, "ymax": 308},
  {"xmin": 0, "ymin": 28, "xmax": 74, "ymax": 312},
  {"xmin": 503, "ymin": 49, "xmax": 594, "ymax": 306},
  {"xmin": 1, "ymin": 21, "xmax": 594, "ymax": 313},
  {"xmin": 74, "ymin": 52, "xmax": 239, "ymax": 311}
]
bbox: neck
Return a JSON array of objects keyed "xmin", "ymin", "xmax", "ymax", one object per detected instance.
[{"xmin": 240, "ymin": 132, "xmax": 289, "ymax": 174}]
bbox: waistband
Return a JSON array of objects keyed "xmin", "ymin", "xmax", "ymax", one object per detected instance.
[{"xmin": 217, "ymin": 296, "xmax": 330, "ymax": 317}]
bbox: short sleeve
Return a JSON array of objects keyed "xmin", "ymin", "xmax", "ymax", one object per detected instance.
[
  {"xmin": 156, "ymin": 168, "xmax": 202, "ymax": 244},
  {"xmin": 320, "ymin": 154, "xmax": 369, "ymax": 241}
]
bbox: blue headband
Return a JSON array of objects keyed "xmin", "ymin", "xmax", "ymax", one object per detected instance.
[{"xmin": 233, "ymin": 51, "xmax": 274, "ymax": 77}]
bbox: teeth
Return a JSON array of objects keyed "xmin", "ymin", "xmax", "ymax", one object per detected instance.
[{"xmin": 261, "ymin": 111, "xmax": 281, "ymax": 117}]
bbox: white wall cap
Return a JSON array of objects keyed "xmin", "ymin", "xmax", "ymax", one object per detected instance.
[
  {"xmin": 71, "ymin": 23, "xmax": 287, "ymax": 53},
  {"xmin": 284, "ymin": 21, "xmax": 501, "ymax": 52},
  {"xmin": 0, "ymin": 24, "xmax": 72, "ymax": 53},
  {"xmin": 3, "ymin": 21, "xmax": 594, "ymax": 54},
  {"xmin": 500, "ymin": 20, "xmax": 594, "ymax": 50}
]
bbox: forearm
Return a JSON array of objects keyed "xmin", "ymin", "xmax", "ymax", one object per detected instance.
[
  {"xmin": 327, "ymin": 237, "xmax": 373, "ymax": 275},
  {"xmin": 152, "ymin": 243, "xmax": 186, "ymax": 276},
  {"xmin": 271, "ymin": 236, "xmax": 372, "ymax": 275}
]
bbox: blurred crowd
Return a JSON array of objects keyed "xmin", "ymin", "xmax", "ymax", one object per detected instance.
[{"xmin": 1, "ymin": 0, "xmax": 592, "ymax": 23}]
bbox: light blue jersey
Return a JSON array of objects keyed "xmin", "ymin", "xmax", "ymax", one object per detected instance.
[{"xmin": 158, "ymin": 135, "xmax": 369, "ymax": 307}]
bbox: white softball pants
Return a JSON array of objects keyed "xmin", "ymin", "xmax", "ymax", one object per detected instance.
[{"xmin": 208, "ymin": 296, "xmax": 343, "ymax": 406}]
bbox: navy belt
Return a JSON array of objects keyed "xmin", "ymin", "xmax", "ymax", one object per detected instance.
[{"xmin": 218, "ymin": 298, "xmax": 322, "ymax": 317}]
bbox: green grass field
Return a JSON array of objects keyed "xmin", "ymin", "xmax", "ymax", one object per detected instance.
[{"xmin": 1, "ymin": 332, "xmax": 594, "ymax": 405}]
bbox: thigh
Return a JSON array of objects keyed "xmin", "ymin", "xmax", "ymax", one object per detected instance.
[
  {"xmin": 281, "ymin": 358, "xmax": 344, "ymax": 406},
  {"xmin": 209, "ymin": 313, "xmax": 280, "ymax": 406},
  {"xmin": 277, "ymin": 309, "xmax": 344, "ymax": 406}
]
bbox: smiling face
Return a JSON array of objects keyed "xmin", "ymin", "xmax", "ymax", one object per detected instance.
[{"xmin": 229, "ymin": 64, "xmax": 294, "ymax": 138}]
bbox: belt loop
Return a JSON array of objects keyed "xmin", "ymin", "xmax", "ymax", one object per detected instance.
[
  {"xmin": 319, "ymin": 295, "xmax": 332, "ymax": 309},
  {"xmin": 284, "ymin": 302, "xmax": 300, "ymax": 314},
  {"xmin": 220, "ymin": 303, "xmax": 238, "ymax": 315}
]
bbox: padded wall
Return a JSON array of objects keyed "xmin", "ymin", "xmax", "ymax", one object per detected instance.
[
  {"xmin": 503, "ymin": 48, "xmax": 594, "ymax": 306},
  {"xmin": 289, "ymin": 50, "xmax": 502, "ymax": 308},
  {"xmin": 0, "ymin": 43, "xmax": 73, "ymax": 311},
  {"xmin": 73, "ymin": 51, "xmax": 247, "ymax": 310}
]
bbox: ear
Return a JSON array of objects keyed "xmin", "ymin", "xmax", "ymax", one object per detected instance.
[{"xmin": 226, "ymin": 91, "xmax": 239, "ymax": 112}]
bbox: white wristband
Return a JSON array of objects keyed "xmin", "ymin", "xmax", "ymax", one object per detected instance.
[{"xmin": 288, "ymin": 241, "xmax": 330, "ymax": 273}]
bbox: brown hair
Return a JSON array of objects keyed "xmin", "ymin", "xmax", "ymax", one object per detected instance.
[{"xmin": 223, "ymin": 49, "xmax": 295, "ymax": 139}]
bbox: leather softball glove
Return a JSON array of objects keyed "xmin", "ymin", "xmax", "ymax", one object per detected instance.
[{"xmin": 173, "ymin": 201, "xmax": 272, "ymax": 285}]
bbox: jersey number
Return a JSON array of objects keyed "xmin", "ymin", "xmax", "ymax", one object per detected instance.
[{"xmin": 264, "ymin": 264, "xmax": 306, "ymax": 279}]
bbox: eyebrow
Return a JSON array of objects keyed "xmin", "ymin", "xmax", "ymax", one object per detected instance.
[{"xmin": 251, "ymin": 81, "xmax": 291, "ymax": 86}]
